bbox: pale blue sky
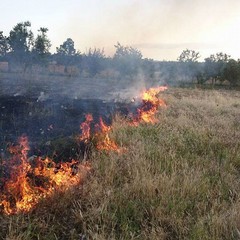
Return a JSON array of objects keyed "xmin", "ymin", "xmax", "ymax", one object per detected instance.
[{"xmin": 1, "ymin": 0, "xmax": 240, "ymax": 60}]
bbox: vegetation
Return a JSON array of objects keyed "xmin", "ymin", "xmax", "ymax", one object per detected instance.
[
  {"xmin": 0, "ymin": 87, "xmax": 239, "ymax": 239},
  {"xmin": 0, "ymin": 19, "xmax": 239, "ymax": 240},
  {"xmin": 33, "ymin": 27, "xmax": 51, "ymax": 64},
  {"xmin": 0, "ymin": 22, "xmax": 240, "ymax": 86}
]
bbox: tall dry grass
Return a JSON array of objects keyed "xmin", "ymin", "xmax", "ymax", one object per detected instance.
[{"xmin": 0, "ymin": 88, "xmax": 240, "ymax": 239}]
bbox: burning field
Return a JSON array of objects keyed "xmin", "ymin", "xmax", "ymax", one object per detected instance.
[
  {"xmin": 0, "ymin": 80, "xmax": 167, "ymax": 216},
  {"xmin": 0, "ymin": 80, "xmax": 240, "ymax": 239}
]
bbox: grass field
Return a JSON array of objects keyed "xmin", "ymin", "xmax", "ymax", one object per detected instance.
[{"xmin": 0, "ymin": 87, "xmax": 240, "ymax": 239}]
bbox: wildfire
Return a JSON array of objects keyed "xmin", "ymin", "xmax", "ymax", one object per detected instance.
[
  {"xmin": 0, "ymin": 136, "xmax": 89, "ymax": 215},
  {"xmin": 133, "ymin": 86, "xmax": 167, "ymax": 124},
  {"xmin": 95, "ymin": 117, "xmax": 120, "ymax": 152},
  {"xmin": 79, "ymin": 115, "xmax": 120, "ymax": 152},
  {"xmin": 0, "ymin": 85, "xmax": 167, "ymax": 215},
  {"xmin": 78, "ymin": 85, "xmax": 167, "ymax": 150},
  {"xmin": 79, "ymin": 113, "xmax": 93, "ymax": 142}
]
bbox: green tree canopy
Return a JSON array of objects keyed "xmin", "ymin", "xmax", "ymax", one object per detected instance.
[
  {"xmin": 113, "ymin": 42, "xmax": 142, "ymax": 76},
  {"xmin": 223, "ymin": 59, "xmax": 240, "ymax": 85},
  {"xmin": 177, "ymin": 49, "xmax": 200, "ymax": 62},
  {"xmin": 56, "ymin": 38, "xmax": 77, "ymax": 56},
  {"xmin": 33, "ymin": 27, "xmax": 51, "ymax": 57},
  {"xmin": 205, "ymin": 52, "xmax": 231, "ymax": 62},
  {"xmin": 204, "ymin": 52, "xmax": 231, "ymax": 83},
  {"xmin": 82, "ymin": 48, "xmax": 105, "ymax": 76},
  {"xmin": 0, "ymin": 31, "xmax": 9, "ymax": 58},
  {"xmin": 177, "ymin": 49, "xmax": 203, "ymax": 83},
  {"xmin": 8, "ymin": 21, "xmax": 33, "ymax": 57},
  {"xmin": 54, "ymin": 38, "xmax": 80, "ymax": 66},
  {"xmin": 114, "ymin": 42, "xmax": 142, "ymax": 60}
]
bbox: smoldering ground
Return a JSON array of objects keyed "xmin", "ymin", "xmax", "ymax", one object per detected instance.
[{"xmin": 0, "ymin": 75, "xmax": 151, "ymax": 161}]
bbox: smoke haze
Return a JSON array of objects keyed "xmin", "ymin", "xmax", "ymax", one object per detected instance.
[{"xmin": 1, "ymin": 0, "xmax": 240, "ymax": 60}]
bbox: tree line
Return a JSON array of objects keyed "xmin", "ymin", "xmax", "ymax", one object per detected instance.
[{"xmin": 0, "ymin": 21, "xmax": 240, "ymax": 86}]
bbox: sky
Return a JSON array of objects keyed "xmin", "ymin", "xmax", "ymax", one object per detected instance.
[{"xmin": 1, "ymin": 0, "xmax": 240, "ymax": 61}]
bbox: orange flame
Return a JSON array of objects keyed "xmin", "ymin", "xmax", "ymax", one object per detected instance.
[
  {"xmin": 78, "ymin": 86, "xmax": 167, "ymax": 150},
  {"xmin": 79, "ymin": 115, "xmax": 120, "ymax": 152},
  {"xmin": 133, "ymin": 86, "xmax": 167, "ymax": 125},
  {"xmin": 95, "ymin": 118, "xmax": 120, "ymax": 152},
  {"xmin": 79, "ymin": 113, "xmax": 93, "ymax": 142},
  {"xmin": 0, "ymin": 137, "xmax": 90, "ymax": 215},
  {"xmin": 0, "ymin": 86, "xmax": 167, "ymax": 215}
]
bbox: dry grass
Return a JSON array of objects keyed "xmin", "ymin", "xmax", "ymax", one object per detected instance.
[{"xmin": 0, "ymin": 87, "xmax": 240, "ymax": 239}]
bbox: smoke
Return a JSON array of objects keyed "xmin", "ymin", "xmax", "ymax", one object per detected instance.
[
  {"xmin": 0, "ymin": 72, "xmax": 151, "ymax": 160},
  {"xmin": 1, "ymin": 0, "xmax": 240, "ymax": 60},
  {"xmin": 1, "ymin": 0, "xmax": 239, "ymax": 159},
  {"xmin": 52, "ymin": 0, "xmax": 240, "ymax": 60}
]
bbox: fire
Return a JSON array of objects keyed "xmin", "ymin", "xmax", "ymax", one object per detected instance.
[
  {"xmin": 94, "ymin": 117, "xmax": 120, "ymax": 152},
  {"xmin": 79, "ymin": 113, "xmax": 93, "ymax": 142},
  {"xmin": 0, "ymin": 85, "xmax": 167, "ymax": 215},
  {"xmin": 0, "ymin": 136, "xmax": 89, "ymax": 215},
  {"xmin": 79, "ymin": 115, "xmax": 120, "ymax": 152},
  {"xmin": 134, "ymin": 86, "xmax": 167, "ymax": 124},
  {"xmin": 78, "ymin": 86, "xmax": 167, "ymax": 150}
]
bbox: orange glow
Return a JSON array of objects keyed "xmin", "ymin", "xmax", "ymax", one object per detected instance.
[
  {"xmin": 0, "ymin": 137, "xmax": 90, "ymax": 215},
  {"xmin": 95, "ymin": 117, "xmax": 120, "ymax": 152},
  {"xmin": 133, "ymin": 86, "xmax": 167, "ymax": 125},
  {"xmin": 78, "ymin": 86, "xmax": 167, "ymax": 150},
  {"xmin": 79, "ymin": 113, "xmax": 93, "ymax": 142},
  {"xmin": 0, "ymin": 86, "xmax": 167, "ymax": 215},
  {"xmin": 79, "ymin": 115, "xmax": 120, "ymax": 152}
]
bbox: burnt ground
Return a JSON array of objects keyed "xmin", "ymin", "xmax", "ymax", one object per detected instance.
[{"xmin": 0, "ymin": 75, "xmax": 142, "ymax": 161}]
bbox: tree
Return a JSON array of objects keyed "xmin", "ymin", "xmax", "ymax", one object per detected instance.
[
  {"xmin": 56, "ymin": 38, "xmax": 76, "ymax": 56},
  {"xmin": 177, "ymin": 49, "xmax": 200, "ymax": 62},
  {"xmin": 177, "ymin": 49, "xmax": 202, "ymax": 83},
  {"xmin": 33, "ymin": 27, "xmax": 51, "ymax": 64},
  {"xmin": 34, "ymin": 28, "xmax": 51, "ymax": 55},
  {"xmin": 114, "ymin": 42, "xmax": 142, "ymax": 60},
  {"xmin": 113, "ymin": 42, "xmax": 142, "ymax": 76},
  {"xmin": 55, "ymin": 38, "xmax": 80, "ymax": 66},
  {"xmin": 223, "ymin": 59, "xmax": 240, "ymax": 85},
  {"xmin": 207, "ymin": 52, "xmax": 231, "ymax": 62},
  {"xmin": 8, "ymin": 21, "xmax": 33, "ymax": 62},
  {"xmin": 0, "ymin": 31, "xmax": 9, "ymax": 58},
  {"xmin": 204, "ymin": 52, "xmax": 230, "ymax": 84},
  {"xmin": 82, "ymin": 48, "xmax": 105, "ymax": 76}
]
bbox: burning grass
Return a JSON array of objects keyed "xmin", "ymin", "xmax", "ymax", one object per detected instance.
[
  {"xmin": 0, "ymin": 136, "xmax": 91, "ymax": 215},
  {"xmin": 0, "ymin": 86, "xmax": 166, "ymax": 216},
  {"xmin": 0, "ymin": 87, "xmax": 240, "ymax": 239}
]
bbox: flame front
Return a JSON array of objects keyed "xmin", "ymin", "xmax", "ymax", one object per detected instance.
[
  {"xmin": 79, "ymin": 113, "xmax": 93, "ymax": 142},
  {"xmin": 0, "ymin": 137, "xmax": 89, "ymax": 215},
  {"xmin": 78, "ymin": 85, "xmax": 167, "ymax": 151},
  {"xmin": 134, "ymin": 86, "xmax": 167, "ymax": 124},
  {"xmin": 95, "ymin": 118, "xmax": 120, "ymax": 152},
  {"xmin": 0, "ymin": 86, "xmax": 167, "ymax": 215},
  {"xmin": 79, "ymin": 115, "xmax": 120, "ymax": 152}
]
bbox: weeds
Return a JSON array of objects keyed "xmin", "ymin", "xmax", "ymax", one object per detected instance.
[{"xmin": 0, "ymin": 88, "xmax": 240, "ymax": 239}]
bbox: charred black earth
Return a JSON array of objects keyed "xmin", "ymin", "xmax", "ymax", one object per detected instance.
[
  {"xmin": 0, "ymin": 75, "xmax": 149, "ymax": 161},
  {"xmin": 0, "ymin": 95, "xmax": 137, "ymax": 161}
]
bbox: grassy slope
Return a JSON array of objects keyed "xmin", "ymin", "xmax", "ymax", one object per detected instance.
[{"xmin": 1, "ymin": 87, "xmax": 240, "ymax": 240}]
